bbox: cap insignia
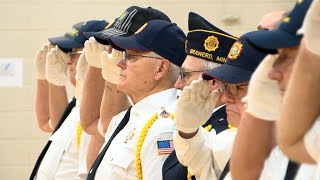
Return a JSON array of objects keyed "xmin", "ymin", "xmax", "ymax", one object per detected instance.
[
  {"xmin": 204, "ymin": 35, "xmax": 219, "ymax": 52},
  {"xmin": 228, "ymin": 41, "xmax": 243, "ymax": 60}
]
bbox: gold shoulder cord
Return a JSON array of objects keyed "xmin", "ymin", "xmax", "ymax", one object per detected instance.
[
  {"xmin": 136, "ymin": 113, "xmax": 175, "ymax": 180},
  {"xmin": 76, "ymin": 122, "xmax": 83, "ymax": 149},
  {"xmin": 187, "ymin": 124, "xmax": 213, "ymax": 180}
]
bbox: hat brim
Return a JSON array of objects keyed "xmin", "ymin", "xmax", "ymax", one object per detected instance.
[
  {"xmin": 48, "ymin": 36, "xmax": 83, "ymax": 50},
  {"xmin": 202, "ymin": 63, "xmax": 253, "ymax": 83},
  {"xmin": 109, "ymin": 36, "xmax": 149, "ymax": 51},
  {"xmin": 93, "ymin": 28, "xmax": 130, "ymax": 45},
  {"xmin": 245, "ymin": 30, "xmax": 301, "ymax": 51}
]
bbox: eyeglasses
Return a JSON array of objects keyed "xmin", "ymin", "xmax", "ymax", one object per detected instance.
[
  {"xmin": 68, "ymin": 51, "xmax": 83, "ymax": 60},
  {"xmin": 218, "ymin": 82, "xmax": 248, "ymax": 97},
  {"xmin": 122, "ymin": 51, "xmax": 163, "ymax": 63},
  {"xmin": 179, "ymin": 69, "xmax": 208, "ymax": 82}
]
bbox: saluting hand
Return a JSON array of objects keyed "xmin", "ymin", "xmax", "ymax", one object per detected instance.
[{"xmin": 175, "ymin": 79, "xmax": 220, "ymax": 133}]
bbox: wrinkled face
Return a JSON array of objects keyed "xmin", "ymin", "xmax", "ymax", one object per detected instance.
[
  {"xmin": 219, "ymin": 81, "xmax": 249, "ymax": 127},
  {"xmin": 116, "ymin": 50, "xmax": 162, "ymax": 96},
  {"xmin": 268, "ymin": 46, "xmax": 299, "ymax": 96},
  {"xmin": 174, "ymin": 55, "xmax": 208, "ymax": 90},
  {"xmin": 65, "ymin": 47, "xmax": 83, "ymax": 86}
]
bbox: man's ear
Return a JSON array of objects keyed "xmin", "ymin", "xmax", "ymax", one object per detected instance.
[
  {"xmin": 154, "ymin": 60, "xmax": 170, "ymax": 80},
  {"xmin": 209, "ymin": 79, "xmax": 219, "ymax": 92}
]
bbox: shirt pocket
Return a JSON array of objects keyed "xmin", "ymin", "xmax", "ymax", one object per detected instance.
[{"xmin": 108, "ymin": 147, "xmax": 134, "ymax": 170}]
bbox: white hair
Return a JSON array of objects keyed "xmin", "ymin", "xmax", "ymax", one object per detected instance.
[
  {"xmin": 203, "ymin": 60, "xmax": 221, "ymax": 70},
  {"xmin": 169, "ymin": 62, "xmax": 181, "ymax": 85}
]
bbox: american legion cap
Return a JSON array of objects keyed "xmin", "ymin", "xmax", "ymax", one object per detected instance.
[
  {"xmin": 91, "ymin": 6, "xmax": 171, "ymax": 45},
  {"xmin": 186, "ymin": 12, "xmax": 238, "ymax": 64},
  {"xmin": 245, "ymin": 0, "xmax": 313, "ymax": 52},
  {"xmin": 108, "ymin": 20, "xmax": 186, "ymax": 67},
  {"xmin": 203, "ymin": 32, "xmax": 268, "ymax": 83},
  {"xmin": 48, "ymin": 20, "xmax": 109, "ymax": 53}
]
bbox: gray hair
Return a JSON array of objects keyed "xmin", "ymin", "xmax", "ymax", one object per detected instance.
[
  {"xmin": 203, "ymin": 60, "xmax": 221, "ymax": 71},
  {"xmin": 169, "ymin": 63, "xmax": 181, "ymax": 85}
]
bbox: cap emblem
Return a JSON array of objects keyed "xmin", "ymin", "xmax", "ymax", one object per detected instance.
[
  {"xmin": 228, "ymin": 41, "xmax": 243, "ymax": 60},
  {"xmin": 204, "ymin": 35, "xmax": 219, "ymax": 52}
]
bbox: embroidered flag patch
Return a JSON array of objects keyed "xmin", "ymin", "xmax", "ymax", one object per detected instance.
[{"xmin": 157, "ymin": 140, "xmax": 174, "ymax": 155}]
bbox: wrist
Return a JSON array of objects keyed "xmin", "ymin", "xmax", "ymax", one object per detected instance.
[{"xmin": 178, "ymin": 129, "xmax": 198, "ymax": 139}]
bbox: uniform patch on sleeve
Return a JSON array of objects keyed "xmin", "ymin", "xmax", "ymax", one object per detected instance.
[{"xmin": 157, "ymin": 140, "xmax": 174, "ymax": 155}]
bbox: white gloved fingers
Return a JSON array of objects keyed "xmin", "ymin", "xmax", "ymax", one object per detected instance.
[
  {"xmin": 201, "ymin": 79, "xmax": 210, "ymax": 99},
  {"xmin": 75, "ymin": 53, "xmax": 88, "ymax": 81},
  {"xmin": 189, "ymin": 79, "xmax": 202, "ymax": 99},
  {"xmin": 101, "ymin": 49, "xmax": 122, "ymax": 84},
  {"xmin": 56, "ymin": 46, "xmax": 68, "ymax": 62},
  {"xmin": 46, "ymin": 46, "xmax": 68, "ymax": 86},
  {"xmin": 206, "ymin": 90, "xmax": 220, "ymax": 111},
  {"xmin": 178, "ymin": 86, "xmax": 191, "ymax": 103},
  {"xmin": 246, "ymin": 54, "xmax": 282, "ymax": 121},
  {"xmin": 35, "ymin": 44, "xmax": 49, "ymax": 79}
]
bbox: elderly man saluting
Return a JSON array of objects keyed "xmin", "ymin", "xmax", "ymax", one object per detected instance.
[{"xmin": 87, "ymin": 19, "xmax": 186, "ymax": 180}]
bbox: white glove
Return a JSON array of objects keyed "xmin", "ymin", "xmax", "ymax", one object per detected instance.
[
  {"xmin": 245, "ymin": 54, "xmax": 282, "ymax": 121},
  {"xmin": 75, "ymin": 53, "xmax": 88, "ymax": 102},
  {"xmin": 101, "ymin": 49, "xmax": 122, "ymax": 84},
  {"xmin": 84, "ymin": 37, "xmax": 105, "ymax": 68},
  {"xmin": 46, "ymin": 46, "xmax": 69, "ymax": 86},
  {"xmin": 175, "ymin": 79, "xmax": 220, "ymax": 133},
  {"xmin": 302, "ymin": 0, "xmax": 320, "ymax": 55},
  {"xmin": 304, "ymin": 116, "xmax": 320, "ymax": 162},
  {"xmin": 35, "ymin": 44, "xmax": 49, "ymax": 79}
]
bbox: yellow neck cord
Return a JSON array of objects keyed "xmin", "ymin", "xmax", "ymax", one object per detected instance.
[
  {"xmin": 76, "ymin": 122, "xmax": 83, "ymax": 149},
  {"xmin": 136, "ymin": 113, "xmax": 175, "ymax": 180}
]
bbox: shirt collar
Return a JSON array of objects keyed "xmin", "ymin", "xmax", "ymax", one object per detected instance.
[{"xmin": 130, "ymin": 88, "xmax": 177, "ymax": 117}]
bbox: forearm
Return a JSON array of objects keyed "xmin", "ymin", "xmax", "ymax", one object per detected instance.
[
  {"xmin": 48, "ymin": 83, "xmax": 68, "ymax": 129},
  {"xmin": 277, "ymin": 41, "xmax": 320, "ymax": 160},
  {"xmin": 174, "ymin": 128, "xmax": 216, "ymax": 177},
  {"xmin": 99, "ymin": 82, "xmax": 131, "ymax": 135},
  {"xmin": 231, "ymin": 112, "xmax": 274, "ymax": 180},
  {"xmin": 86, "ymin": 135, "xmax": 105, "ymax": 172},
  {"xmin": 35, "ymin": 79, "xmax": 52, "ymax": 132},
  {"xmin": 80, "ymin": 66, "xmax": 105, "ymax": 135}
]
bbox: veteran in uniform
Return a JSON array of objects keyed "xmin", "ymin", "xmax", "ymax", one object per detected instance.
[
  {"xmin": 173, "ymin": 33, "xmax": 268, "ymax": 180},
  {"xmin": 79, "ymin": 6, "xmax": 171, "ymax": 169},
  {"xmin": 231, "ymin": 0, "xmax": 319, "ymax": 179},
  {"xmin": 31, "ymin": 20, "xmax": 108, "ymax": 180},
  {"xmin": 162, "ymin": 12, "xmax": 237, "ymax": 180},
  {"xmin": 86, "ymin": 19, "xmax": 186, "ymax": 180}
]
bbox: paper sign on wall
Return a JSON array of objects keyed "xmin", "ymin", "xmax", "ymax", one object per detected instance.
[{"xmin": 0, "ymin": 58, "xmax": 23, "ymax": 87}]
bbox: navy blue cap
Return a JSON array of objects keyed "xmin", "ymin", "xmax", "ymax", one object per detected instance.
[
  {"xmin": 245, "ymin": 0, "xmax": 312, "ymax": 52},
  {"xmin": 92, "ymin": 6, "xmax": 171, "ymax": 45},
  {"xmin": 48, "ymin": 20, "xmax": 109, "ymax": 51},
  {"xmin": 203, "ymin": 32, "xmax": 268, "ymax": 83},
  {"xmin": 108, "ymin": 20, "xmax": 186, "ymax": 67},
  {"xmin": 186, "ymin": 12, "xmax": 238, "ymax": 63}
]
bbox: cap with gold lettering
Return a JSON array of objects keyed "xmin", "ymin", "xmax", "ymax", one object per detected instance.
[{"xmin": 185, "ymin": 12, "xmax": 238, "ymax": 64}]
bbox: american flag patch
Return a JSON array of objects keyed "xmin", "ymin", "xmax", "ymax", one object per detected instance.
[{"xmin": 157, "ymin": 140, "xmax": 174, "ymax": 155}]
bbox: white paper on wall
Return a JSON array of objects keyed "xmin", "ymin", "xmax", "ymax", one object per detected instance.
[{"xmin": 0, "ymin": 58, "xmax": 23, "ymax": 87}]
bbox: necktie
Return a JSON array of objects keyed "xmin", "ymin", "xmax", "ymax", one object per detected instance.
[
  {"xmin": 29, "ymin": 97, "xmax": 77, "ymax": 180},
  {"xmin": 87, "ymin": 106, "xmax": 132, "ymax": 180}
]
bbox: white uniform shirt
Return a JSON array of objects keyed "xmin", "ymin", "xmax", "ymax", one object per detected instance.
[
  {"xmin": 36, "ymin": 101, "xmax": 88, "ymax": 180},
  {"xmin": 95, "ymin": 88, "xmax": 177, "ymax": 180},
  {"xmin": 304, "ymin": 117, "xmax": 320, "ymax": 164},
  {"xmin": 173, "ymin": 126, "xmax": 237, "ymax": 180},
  {"xmin": 259, "ymin": 146, "xmax": 319, "ymax": 180}
]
